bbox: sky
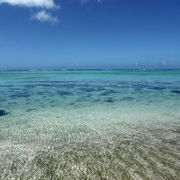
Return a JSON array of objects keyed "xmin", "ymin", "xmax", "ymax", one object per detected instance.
[{"xmin": 0, "ymin": 0, "xmax": 180, "ymax": 69}]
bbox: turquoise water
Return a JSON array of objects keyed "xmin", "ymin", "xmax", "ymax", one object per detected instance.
[{"xmin": 0, "ymin": 70, "xmax": 180, "ymax": 179}]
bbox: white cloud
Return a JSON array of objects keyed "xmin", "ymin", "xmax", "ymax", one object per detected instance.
[
  {"xmin": 0, "ymin": 0, "xmax": 57, "ymax": 8},
  {"xmin": 33, "ymin": 10, "xmax": 58, "ymax": 23}
]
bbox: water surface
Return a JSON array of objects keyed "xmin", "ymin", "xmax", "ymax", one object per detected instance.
[{"xmin": 0, "ymin": 70, "xmax": 180, "ymax": 179}]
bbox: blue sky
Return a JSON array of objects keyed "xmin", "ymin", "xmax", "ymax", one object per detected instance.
[{"xmin": 0, "ymin": 0, "xmax": 180, "ymax": 69}]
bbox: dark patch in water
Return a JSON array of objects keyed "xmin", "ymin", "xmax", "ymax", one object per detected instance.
[
  {"xmin": 171, "ymin": 90, "xmax": 180, "ymax": 94},
  {"xmin": 10, "ymin": 88, "xmax": 21, "ymax": 91},
  {"xmin": 9, "ymin": 93, "xmax": 31, "ymax": 99},
  {"xmin": 121, "ymin": 97, "xmax": 134, "ymax": 101},
  {"xmin": 25, "ymin": 85, "xmax": 36, "ymax": 88},
  {"xmin": 57, "ymin": 91, "xmax": 73, "ymax": 96},
  {"xmin": 69, "ymin": 103, "xmax": 75, "ymax": 105},
  {"xmin": 104, "ymin": 98, "xmax": 114, "ymax": 103},
  {"xmin": 0, "ymin": 85, "xmax": 14, "ymax": 88},
  {"xmin": 149, "ymin": 87, "xmax": 166, "ymax": 90},
  {"xmin": 60, "ymin": 84, "xmax": 75, "ymax": 88},
  {"xmin": 26, "ymin": 109, "xmax": 36, "ymax": 112},
  {"xmin": 80, "ymin": 88, "xmax": 95, "ymax": 92},
  {"xmin": 119, "ymin": 85, "xmax": 131, "ymax": 89},
  {"xmin": 0, "ymin": 110, "xmax": 9, "ymax": 116},
  {"xmin": 94, "ymin": 86, "xmax": 106, "ymax": 91},
  {"xmin": 0, "ymin": 110, "xmax": 6, "ymax": 116},
  {"xmin": 37, "ymin": 92, "xmax": 46, "ymax": 95},
  {"xmin": 0, "ymin": 98, "xmax": 7, "ymax": 102},
  {"xmin": 136, "ymin": 84, "xmax": 150, "ymax": 88}
]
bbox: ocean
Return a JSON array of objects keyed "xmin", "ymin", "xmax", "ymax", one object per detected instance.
[{"xmin": 0, "ymin": 70, "xmax": 180, "ymax": 179}]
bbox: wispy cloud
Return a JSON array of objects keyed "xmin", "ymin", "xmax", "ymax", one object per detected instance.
[
  {"xmin": 0, "ymin": 0, "xmax": 59, "ymax": 23},
  {"xmin": 0, "ymin": 0, "xmax": 58, "ymax": 9},
  {"xmin": 33, "ymin": 10, "xmax": 58, "ymax": 23}
]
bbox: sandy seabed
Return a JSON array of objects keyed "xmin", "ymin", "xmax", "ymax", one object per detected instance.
[{"xmin": 0, "ymin": 105, "xmax": 180, "ymax": 180}]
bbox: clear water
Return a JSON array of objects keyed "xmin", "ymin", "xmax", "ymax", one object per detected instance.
[{"xmin": 0, "ymin": 70, "xmax": 180, "ymax": 179}]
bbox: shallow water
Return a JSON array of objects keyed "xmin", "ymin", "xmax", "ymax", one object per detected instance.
[{"xmin": 0, "ymin": 70, "xmax": 180, "ymax": 180}]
